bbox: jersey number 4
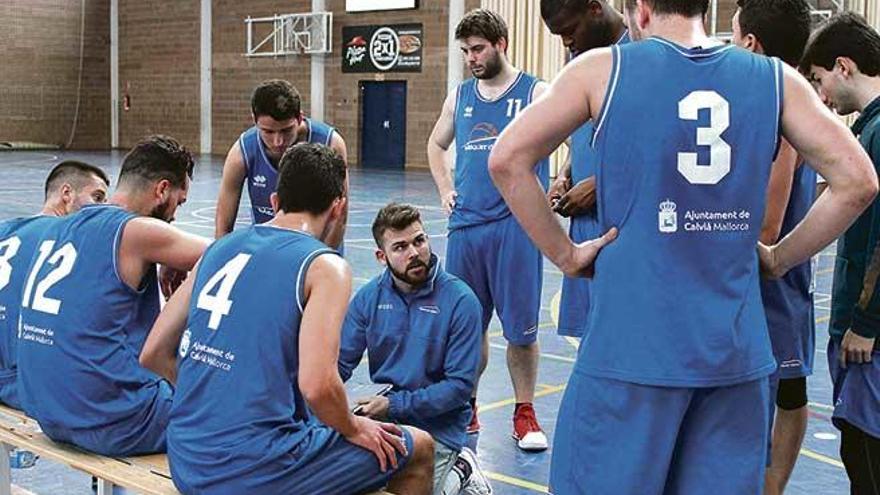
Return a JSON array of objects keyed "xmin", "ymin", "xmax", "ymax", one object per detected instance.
[
  {"xmin": 196, "ymin": 253, "xmax": 251, "ymax": 330},
  {"xmin": 678, "ymin": 91, "xmax": 731, "ymax": 185}
]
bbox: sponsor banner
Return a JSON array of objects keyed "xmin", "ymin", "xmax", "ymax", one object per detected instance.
[{"xmin": 342, "ymin": 24, "xmax": 422, "ymax": 73}]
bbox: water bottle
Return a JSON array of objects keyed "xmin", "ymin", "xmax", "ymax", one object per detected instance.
[{"xmin": 8, "ymin": 448, "xmax": 37, "ymax": 469}]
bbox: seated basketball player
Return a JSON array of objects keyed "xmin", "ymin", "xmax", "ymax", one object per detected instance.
[
  {"xmin": 214, "ymin": 79, "xmax": 348, "ymax": 237},
  {"xmin": 141, "ymin": 144, "xmax": 434, "ymax": 494},
  {"xmin": 16, "ymin": 136, "xmax": 209, "ymax": 457},
  {"xmin": 0, "ymin": 160, "xmax": 109, "ymax": 410},
  {"xmin": 338, "ymin": 202, "xmax": 491, "ymax": 495}
]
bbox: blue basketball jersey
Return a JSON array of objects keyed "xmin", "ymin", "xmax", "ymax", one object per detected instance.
[
  {"xmin": 0, "ymin": 215, "xmax": 59, "ymax": 408},
  {"xmin": 17, "ymin": 205, "xmax": 163, "ymax": 430},
  {"xmin": 450, "ymin": 72, "xmax": 550, "ymax": 230},
  {"xmin": 239, "ymin": 118, "xmax": 337, "ymax": 224},
  {"xmin": 761, "ymin": 161, "xmax": 816, "ymax": 374},
  {"xmin": 581, "ymin": 39, "xmax": 783, "ymax": 386},
  {"xmin": 168, "ymin": 225, "xmax": 339, "ymax": 491}
]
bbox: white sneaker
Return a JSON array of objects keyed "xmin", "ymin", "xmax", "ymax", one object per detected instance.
[
  {"xmin": 459, "ymin": 447, "xmax": 492, "ymax": 495},
  {"xmin": 515, "ymin": 430, "xmax": 549, "ymax": 451}
]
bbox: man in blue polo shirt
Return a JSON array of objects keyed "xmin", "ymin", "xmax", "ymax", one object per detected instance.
[
  {"xmin": 215, "ymin": 79, "xmax": 348, "ymax": 237},
  {"xmin": 339, "ymin": 203, "xmax": 491, "ymax": 495}
]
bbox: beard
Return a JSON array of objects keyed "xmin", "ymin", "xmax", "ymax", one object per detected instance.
[
  {"xmin": 388, "ymin": 256, "xmax": 431, "ymax": 286},
  {"xmin": 472, "ymin": 51, "xmax": 503, "ymax": 80},
  {"xmin": 148, "ymin": 200, "xmax": 174, "ymax": 223}
]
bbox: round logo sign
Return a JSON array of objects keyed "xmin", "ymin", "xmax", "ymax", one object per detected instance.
[{"xmin": 370, "ymin": 27, "xmax": 400, "ymax": 71}]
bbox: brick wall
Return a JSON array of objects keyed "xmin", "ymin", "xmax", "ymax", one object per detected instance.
[
  {"xmin": 0, "ymin": 0, "xmax": 110, "ymax": 149},
  {"xmin": 118, "ymin": 0, "xmax": 200, "ymax": 151},
  {"xmin": 211, "ymin": 0, "xmax": 313, "ymax": 155}
]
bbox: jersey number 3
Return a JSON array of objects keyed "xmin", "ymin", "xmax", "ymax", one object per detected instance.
[{"xmin": 678, "ymin": 91, "xmax": 731, "ymax": 185}]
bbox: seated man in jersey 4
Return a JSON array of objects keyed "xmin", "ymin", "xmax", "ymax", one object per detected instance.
[
  {"xmin": 338, "ymin": 203, "xmax": 491, "ymax": 495},
  {"xmin": 141, "ymin": 144, "xmax": 434, "ymax": 495},
  {"xmin": 731, "ymin": 2, "xmax": 816, "ymax": 494},
  {"xmin": 215, "ymin": 79, "xmax": 348, "ymax": 237},
  {"xmin": 488, "ymin": 0, "xmax": 877, "ymax": 493},
  {"xmin": 16, "ymin": 136, "xmax": 209, "ymax": 457},
  {"xmin": 0, "ymin": 160, "xmax": 109, "ymax": 410}
]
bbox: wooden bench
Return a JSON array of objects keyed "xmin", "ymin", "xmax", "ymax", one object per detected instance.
[
  {"xmin": 0, "ymin": 405, "xmax": 393, "ymax": 495},
  {"xmin": 0, "ymin": 404, "xmax": 177, "ymax": 494}
]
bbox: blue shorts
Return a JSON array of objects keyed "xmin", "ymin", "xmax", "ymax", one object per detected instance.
[
  {"xmin": 446, "ymin": 215, "xmax": 542, "ymax": 345},
  {"xmin": 828, "ymin": 339, "xmax": 880, "ymax": 438},
  {"xmin": 766, "ymin": 296, "xmax": 815, "ymax": 381},
  {"xmin": 171, "ymin": 426, "xmax": 414, "ymax": 495},
  {"xmin": 550, "ymin": 372, "xmax": 769, "ymax": 495},
  {"xmin": 0, "ymin": 368, "xmax": 20, "ymax": 410},
  {"xmin": 557, "ymin": 215, "xmax": 597, "ymax": 337},
  {"xmin": 40, "ymin": 379, "xmax": 173, "ymax": 456}
]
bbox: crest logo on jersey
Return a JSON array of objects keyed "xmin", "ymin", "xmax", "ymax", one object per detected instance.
[
  {"xmin": 179, "ymin": 329, "xmax": 192, "ymax": 358},
  {"xmin": 253, "ymin": 175, "xmax": 267, "ymax": 188},
  {"xmin": 463, "ymin": 106, "xmax": 473, "ymax": 118},
  {"xmin": 659, "ymin": 199, "xmax": 678, "ymax": 233},
  {"xmin": 463, "ymin": 122, "xmax": 499, "ymax": 152}
]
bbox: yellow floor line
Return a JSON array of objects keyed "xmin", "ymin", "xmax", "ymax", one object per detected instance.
[
  {"xmin": 816, "ymin": 315, "xmax": 829, "ymax": 324},
  {"xmin": 479, "ymin": 384, "xmax": 567, "ymax": 413},
  {"xmin": 800, "ymin": 448, "xmax": 845, "ymax": 468},
  {"xmin": 488, "ymin": 343, "xmax": 575, "ymax": 364},
  {"xmin": 485, "ymin": 471, "xmax": 550, "ymax": 493}
]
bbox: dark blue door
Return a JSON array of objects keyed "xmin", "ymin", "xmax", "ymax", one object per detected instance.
[{"xmin": 360, "ymin": 81, "xmax": 406, "ymax": 169}]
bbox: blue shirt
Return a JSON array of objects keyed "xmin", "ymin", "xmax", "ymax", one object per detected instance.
[
  {"xmin": 581, "ymin": 39, "xmax": 783, "ymax": 386},
  {"xmin": 761, "ymin": 161, "xmax": 816, "ymax": 348},
  {"xmin": 17, "ymin": 205, "xmax": 163, "ymax": 434},
  {"xmin": 0, "ymin": 215, "xmax": 60, "ymax": 409},
  {"xmin": 239, "ymin": 118, "xmax": 337, "ymax": 224},
  {"xmin": 169, "ymin": 225, "xmax": 339, "ymax": 492},
  {"xmin": 451, "ymin": 72, "xmax": 550, "ymax": 230},
  {"xmin": 338, "ymin": 256, "xmax": 481, "ymax": 451}
]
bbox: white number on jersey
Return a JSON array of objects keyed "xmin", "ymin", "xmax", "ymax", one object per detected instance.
[
  {"xmin": 0, "ymin": 237, "xmax": 22, "ymax": 291},
  {"xmin": 196, "ymin": 253, "xmax": 252, "ymax": 330},
  {"xmin": 677, "ymin": 91, "xmax": 731, "ymax": 185},
  {"xmin": 21, "ymin": 241, "xmax": 78, "ymax": 315},
  {"xmin": 506, "ymin": 98, "xmax": 523, "ymax": 118}
]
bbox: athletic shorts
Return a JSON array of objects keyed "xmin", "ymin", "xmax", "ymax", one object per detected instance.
[
  {"xmin": 550, "ymin": 372, "xmax": 769, "ymax": 495},
  {"xmin": 446, "ymin": 215, "xmax": 542, "ymax": 345}
]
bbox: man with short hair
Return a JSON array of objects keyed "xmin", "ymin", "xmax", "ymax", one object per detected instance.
[
  {"xmin": 141, "ymin": 144, "xmax": 434, "ymax": 494},
  {"xmin": 801, "ymin": 12, "xmax": 880, "ymax": 492},
  {"xmin": 338, "ymin": 202, "xmax": 490, "ymax": 495},
  {"xmin": 17, "ymin": 135, "xmax": 209, "ymax": 457},
  {"xmin": 731, "ymin": 2, "xmax": 814, "ymax": 493},
  {"xmin": 0, "ymin": 160, "xmax": 109, "ymax": 410},
  {"xmin": 427, "ymin": 8, "xmax": 550, "ymax": 451},
  {"xmin": 541, "ymin": 0, "xmax": 629, "ymax": 339},
  {"xmin": 215, "ymin": 79, "xmax": 348, "ymax": 237},
  {"xmin": 489, "ymin": 0, "xmax": 877, "ymax": 492}
]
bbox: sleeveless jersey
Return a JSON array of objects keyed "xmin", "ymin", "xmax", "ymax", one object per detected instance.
[
  {"xmin": 0, "ymin": 215, "xmax": 59, "ymax": 408},
  {"xmin": 17, "ymin": 205, "xmax": 162, "ymax": 429},
  {"xmin": 582, "ymin": 39, "xmax": 783, "ymax": 386},
  {"xmin": 760, "ymin": 161, "xmax": 816, "ymax": 363},
  {"xmin": 168, "ymin": 225, "xmax": 338, "ymax": 490},
  {"xmin": 239, "ymin": 118, "xmax": 337, "ymax": 224},
  {"xmin": 450, "ymin": 72, "xmax": 550, "ymax": 230}
]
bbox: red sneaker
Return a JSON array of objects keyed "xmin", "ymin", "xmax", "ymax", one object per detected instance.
[
  {"xmin": 467, "ymin": 404, "xmax": 481, "ymax": 434},
  {"xmin": 512, "ymin": 403, "xmax": 548, "ymax": 451}
]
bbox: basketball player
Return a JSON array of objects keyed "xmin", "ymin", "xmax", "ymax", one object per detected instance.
[
  {"xmin": 801, "ymin": 13, "xmax": 880, "ymax": 492},
  {"xmin": 427, "ymin": 8, "xmax": 550, "ymax": 451},
  {"xmin": 489, "ymin": 0, "xmax": 877, "ymax": 492},
  {"xmin": 215, "ymin": 79, "xmax": 348, "ymax": 237},
  {"xmin": 141, "ymin": 144, "xmax": 434, "ymax": 494},
  {"xmin": 16, "ymin": 135, "xmax": 209, "ymax": 457},
  {"xmin": 731, "ymin": 2, "xmax": 814, "ymax": 494},
  {"xmin": 0, "ymin": 161, "xmax": 109, "ymax": 409},
  {"xmin": 541, "ymin": 0, "xmax": 629, "ymax": 338}
]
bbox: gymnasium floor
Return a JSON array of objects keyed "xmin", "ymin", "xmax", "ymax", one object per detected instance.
[{"xmin": 0, "ymin": 150, "xmax": 848, "ymax": 494}]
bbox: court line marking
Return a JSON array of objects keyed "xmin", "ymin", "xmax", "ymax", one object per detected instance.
[
  {"xmin": 478, "ymin": 384, "xmax": 567, "ymax": 413},
  {"xmin": 484, "ymin": 471, "xmax": 549, "ymax": 493},
  {"xmin": 800, "ymin": 448, "xmax": 844, "ymax": 468},
  {"xmin": 488, "ymin": 343, "xmax": 576, "ymax": 364}
]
